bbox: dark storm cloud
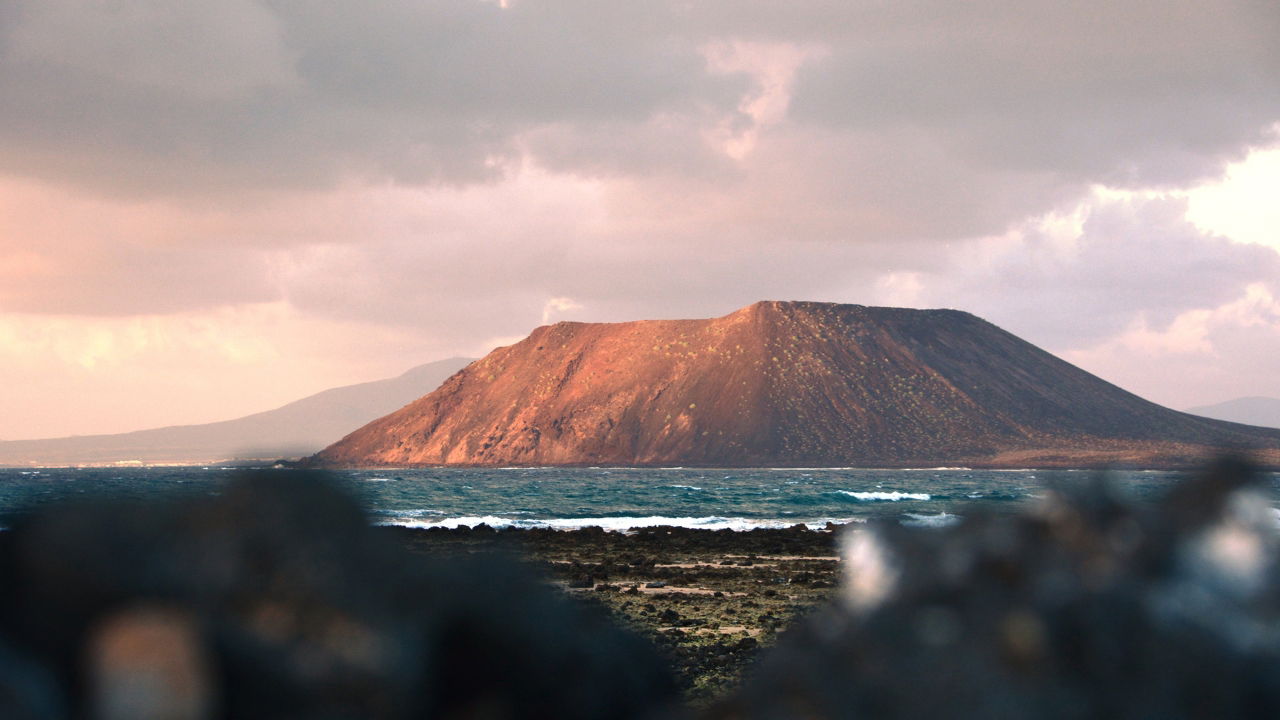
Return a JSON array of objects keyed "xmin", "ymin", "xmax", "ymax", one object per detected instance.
[
  {"xmin": 4, "ymin": 1, "xmax": 1276, "ymax": 201},
  {"xmin": 0, "ymin": 0, "xmax": 744, "ymax": 195},
  {"xmin": 783, "ymin": 0, "xmax": 1280, "ymax": 188},
  {"xmin": 2, "ymin": 0, "xmax": 1279, "ymax": 337}
]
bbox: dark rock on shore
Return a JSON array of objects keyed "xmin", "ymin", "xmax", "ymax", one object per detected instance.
[
  {"xmin": 7, "ymin": 459, "xmax": 1278, "ymax": 718},
  {"xmin": 712, "ymin": 457, "xmax": 1280, "ymax": 719},
  {"xmin": 382, "ymin": 521, "xmax": 843, "ymax": 703},
  {"xmin": 0, "ymin": 471, "xmax": 677, "ymax": 720}
]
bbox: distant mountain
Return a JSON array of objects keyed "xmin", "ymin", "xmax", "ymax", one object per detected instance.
[
  {"xmin": 0, "ymin": 357, "xmax": 473, "ymax": 466},
  {"xmin": 313, "ymin": 302, "xmax": 1280, "ymax": 469},
  {"xmin": 1186, "ymin": 397, "xmax": 1280, "ymax": 430}
]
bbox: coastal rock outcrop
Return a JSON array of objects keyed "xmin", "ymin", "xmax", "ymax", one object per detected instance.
[{"xmin": 313, "ymin": 301, "xmax": 1280, "ymax": 468}]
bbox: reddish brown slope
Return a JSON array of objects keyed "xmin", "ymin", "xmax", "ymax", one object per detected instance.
[{"xmin": 313, "ymin": 302, "xmax": 1280, "ymax": 468}]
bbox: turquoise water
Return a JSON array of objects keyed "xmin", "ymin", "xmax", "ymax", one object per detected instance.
[{"xmin": 5, "ymin": 466, "xmax": 1276, "ymax": 531}]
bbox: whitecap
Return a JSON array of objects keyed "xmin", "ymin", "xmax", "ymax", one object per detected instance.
[
  {"xmin": 835, "ymin": 490, "xmax": 931, "ymax": 502},
  {"xmin": 373, "ymin": 508, "xmax": 445, "ymax": 518},
  {"xmin": 376, "ymin": 515, "xmax": 863, "ymax": 533},
  {"xmin": 666, "ymin": 484, "xmax": 704, "ymax": 491},
  {"xmin": 381, "ymin": 514, "xmax": 517, "ymax": 530}
]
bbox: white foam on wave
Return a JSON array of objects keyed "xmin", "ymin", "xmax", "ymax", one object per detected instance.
[
  {"xmin": 364, "ymin": 477, "xmax": 395, "ymax": 482},
  {"xmin": 371, "ymin": 508, "xmax": 444, "ymax": 518},
  {"xmin": 900, "ymin": 512, "xmax": 960, "ymax": 528},
  {"xmin": 383, "ymin": 514, "xmax": 517, "ymax": 529},
  {"xmin": 376, "ymin": 515, "xmax": 863, "ymax": 532},
  {"xmin": 666, "ymin": 484, "xmax": 704, "ymax": 491},
  {"xmin": 836, "ymin": 490, "xmax": 931, "ymax": 502}
]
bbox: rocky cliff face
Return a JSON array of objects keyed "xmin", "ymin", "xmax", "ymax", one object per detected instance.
[{"xmin": 313, "ymin": 301, "xmax": 1280, "ymax": 468}]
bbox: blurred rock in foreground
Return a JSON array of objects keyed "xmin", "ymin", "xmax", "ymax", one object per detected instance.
[
  {"xmin": 5, "ymin": 460, "xmax": 1280, "ymax": 719},
  {"xmin": 0, "ymin": 472, "xmax": 677, "ymax": 720},
  {"xmin": 711, "ymin": 457, "xmax": 1280, "ymax": 719}
]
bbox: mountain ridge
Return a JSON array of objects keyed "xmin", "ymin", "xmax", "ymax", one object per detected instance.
[
  {"xmin": 0, "ymin": 357, "xmax": 473, "ymax": 466},
  {"xmin": 314, "ymin": 302, "xmax": 1280, "ymax": 469},
  {"xmin": 1186, "ymin": 396, "xmax": 1280, "ymax": 430}
]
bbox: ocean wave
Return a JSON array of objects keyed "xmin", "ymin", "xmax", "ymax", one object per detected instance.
[
  {"xmin": 375, "ymin": 515, "xmax": 863, "ymax": 532},
  {"xmin": 900, "ymin": 512, "xmax": 960, "ymax": 528},
  {"xmin": 381, "ymin": 514, "xmax": 516, "ymax": 529},
  {"xmin": 666, "ymin": 484, "xmax": 704, "ymax": 491},
  {"xmin": 371, "ymin": 508, "xmax": 444, "ymax": 518},
  {"xmin": 966, "ymin": 492, "xmax": 1025, "ymax": 501},
  {"xmin": 834, "ymin": 490, "xmax": 931, "ymax": 502}
]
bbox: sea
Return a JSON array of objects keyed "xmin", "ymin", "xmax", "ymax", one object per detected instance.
[{"xmin": 3, "ymin": 466, "xmax": 1279, "ymax": 532}]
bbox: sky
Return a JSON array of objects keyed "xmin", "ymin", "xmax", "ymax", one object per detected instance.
[{"xmin": 2, "ymin": 0, "xmax": 1279, "ymax": 440}]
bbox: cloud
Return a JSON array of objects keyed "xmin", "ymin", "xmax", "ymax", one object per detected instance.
[
  {"xmin": 1061, "ymin": 283, "xmax": 1280, "ymax": 408},
  {"xmin": 2, "ymin": 1, "xmax": 1275, "ymax": 210},
  {"xmin": 873, "ymin": 194, "xmax": 1280, "ymax": 347},
  {"xmin": 0, "ymin": 0, "xmax": 745, "ymax": 197},
  {"xmin": 6, "ymin": 0, "xmax": 298, "ymax": 100},
  {"xmin": 541, "ymin": 297, "xmax": 583, "ymax": 324},
  {"xmin": 854, "ymin": 192, "xmax": 1280, "ymax": 408},
  {"xmin": 754, "ymin": 1, "xmax": 1280, "ymax": 184},
  {"xmin": 1188, "ymin": 145, "xmax": 1280, "ymax": 250},
  {"xmin": 3, "ymin": 1, "xmax": 1280, "ymax": 434}
]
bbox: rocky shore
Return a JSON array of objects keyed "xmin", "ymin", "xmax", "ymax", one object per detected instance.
[
  {"xmin": 7, "ymin": 460, "xmax": 1280, "ymax": 719},
  {"xmin": 380, "ymin": 523, "xmax": 843, "ymax": 702}
]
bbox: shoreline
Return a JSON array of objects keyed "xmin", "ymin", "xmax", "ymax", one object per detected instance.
[
  {"xmin": 380, "ymin": 523, "xmax": 843, "ymax": 703},
  {"xmin": 0, "ymin": 460, "xmax": 1245, "ymax": 471}
]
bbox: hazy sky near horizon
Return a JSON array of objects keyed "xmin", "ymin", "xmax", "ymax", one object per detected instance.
[{"xmin": 2, "ymin": 0, "xmax": 1280, "ymax": 439}]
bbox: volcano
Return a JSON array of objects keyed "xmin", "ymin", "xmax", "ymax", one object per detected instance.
[{"xmin": 312, "ymin": 301, "xmax": 1280, "ymax": 469}]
